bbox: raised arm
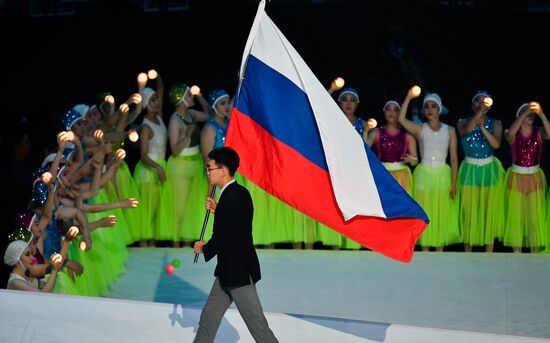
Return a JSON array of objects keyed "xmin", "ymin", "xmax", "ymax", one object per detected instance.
[
  {"xmin": 200, "ymin": 124, "xmax": 216, "ymax": 165},
  {"xmin": 69, "ymin": 135, "xmax": 84, "ymax": 173},
  {"xmin": 398, "ymin": 87, "xmax": 423, "ymax": 140},
  {"xmin": 190, "ymin": 93, "xmax": 211, "ymax": 122},
  {"xmin": 327, "ymin": 77, "xmax": 344, "ymax": 95},
  {"xmin": 505, "ymin": 105, "xmax": 531, "ymax": 144},
  {"xmin": 77, "ymin": 158, "xmax": 103, "ymax": 200},
  {"xmin": 56, "ymin": 207, "xmax": 92, "ymax": 252},
  {"xmin": 49, "ymin": 131, "xmax": 68, "ymax": 183},
  {"xmin": 479, "ymin": 119, "xmax": 502, "ymax": 150},
  {"xmin": 365, "ymin": 128, "xmax": 378, "ymax": 148},
  {"xmin": 531, "ymin": 102, "xmax": 550, "ymax": 140},
  {"xmin": 169, "ymin": 116, "xmax": 195, "ymax": 156},
  {"xmin": 155, "ymin": 73, "xmax": 164, "ymax": 108},
  {"xmin": 121, "ymin": 93, "xmax": 144, "ymax": 129},
  {"xmin": 457, "ymin": 96, "xmax": 491, "ymax": 136}
]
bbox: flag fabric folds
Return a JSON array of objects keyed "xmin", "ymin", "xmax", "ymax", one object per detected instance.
[{"xmin": 225, "ymin": 1, "xmax": 429, "ymax": 263}]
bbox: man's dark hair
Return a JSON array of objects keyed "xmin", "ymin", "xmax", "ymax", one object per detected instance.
[{"xmin": 208, "ymin": 147, "xmax": 240, "ymax": 176}]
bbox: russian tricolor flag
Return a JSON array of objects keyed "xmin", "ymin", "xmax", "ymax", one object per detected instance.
[{"xmin": 226, "ymin": 1, "xmax": 429, "ymax": 263}]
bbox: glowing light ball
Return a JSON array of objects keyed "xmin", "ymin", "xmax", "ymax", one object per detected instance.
[
  {"xmin": 334, "ymin": 77, "xmax": 345, "ymax": 88},
  {"xmin": 137, "ymin": 73, "xmax": 148, "ymax": 86},
  {"xmin": 172, "ymin": 259, "xmax": 181, "ymax": 268},
  {"xmin": 411, "ymin": 85, "xmax": 421, "ymax": 97},
  {"xmin": 132, "ymin": 93, "xmax": 142, "ymax": 104},
  {"xmin": 105, "ymin": 95, "xmax": 115, "ymax": 104},
  {"xmin": 147, "ymin": 69, "xmax": 158, "ymax": 80},
  {"xmin": 190, "ymin": 85, "xmax": 201, "ymax": 96},
  {"xmin": 40, "ymin": 172, "xmax": 53, "ymax": 185},
  {"xmin": 94, "ymin": 129, "xmax": 104, "ymax": 140},
  {"xmin": 367, "ymin": 118, "xmax": 378, "ymax": 129},
  {"xmin": 68, "ymin": 226, "xmax": 79, "ymax": 237},
  {"xmin": 483, "ymin": 97, "xmax": 493, "ymax": 107},
  {"xmin": 165, "ymin": 264, "xmax": 175, "ymax": 274},
  {"xmin": 79, "ymin": 240, "xmax": 87, "ymax": 251},
  {"xmin": 51, "ymin": 253, "xmax": 62, "ymax": 264},
  {"xmin": 115, "ymin": 148, "xmax": 126, "ymax": 160},
  {"xmin": 529, "ymin": 102, "xmax": 540, "ymax": 112},
  {"xmin": 128, "ymin": 130, "xmax": 139, "ymax": 142},
  {"xmin": 66, "ymin": 131, "xmax": 75, "ymax": 141},
  {"xmin": 119, "ymin": 103, "xmax": 129, "ymax": 113}
]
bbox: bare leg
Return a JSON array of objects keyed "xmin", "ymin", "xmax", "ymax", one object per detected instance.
[{"xmin": 292, "ymin": 242, "xmax": 302, "ymax": 249}]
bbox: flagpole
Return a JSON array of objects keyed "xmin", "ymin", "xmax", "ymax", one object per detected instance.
[
  {"xmin": 193, "ymin": 185, "xmax": 217, "ymax": 265},
  {"xmin": 235, "ymin": 0, "xmax": 266, "ymax": 103}
]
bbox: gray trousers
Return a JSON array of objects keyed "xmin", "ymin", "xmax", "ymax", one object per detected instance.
[{"xmin": 193, "ymin": 277, "xmax": 278, "ymax": 343}]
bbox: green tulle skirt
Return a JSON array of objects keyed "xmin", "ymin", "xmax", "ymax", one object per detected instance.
[
  {"xmin": 316, "ymin": 222, "xmax": 342, "ymax": 248},
  {"xmin": 241, "ymin": 175, "xmax": 319, "ymax": 247},
  {"xmin": 85, "ymin": 188, "xmax": 128, "ymax": 295},
  {"xmin": 237, "ymin": 175, "xmax": 273, "ymax": 246},
  {"xmin": 458, "ymin": 158, "xmax": 505, "ymax": 246},
  {"xmin": 384, "ymin": 164, "xmax": 414, "ymax": 196},
  {"xmin": 503, "ymin": 168, "xmax": 547, "ymax": 249},
  {"xmin": 113, "ymin": 161, "xmax": 143, "ymax": 244},
  {"xmin": 52, "ymin": 270, "xmax": 80, "ymax": 295},
  {"xmin": 133, "ymin": 159, "xmax": 167, "ymax": 240},
  {"xmin": 66, "ymin": 188, "xmax": 129, "ymax": 296},
  {"xmin": 180, "ymin": 158, "xmax": 214, "ymax": 242},
  {"xmin": 158, "ymin": 152, "xmax": 203, "ymax": 241},
  {"xmin": 413, "ymin": 163, "xmax": 461, "ymax": 248}
]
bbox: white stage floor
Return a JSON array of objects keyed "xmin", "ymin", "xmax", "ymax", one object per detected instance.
[{"xmin": 2, "ymin": 248, "xmax": 550, "ymax": 342}]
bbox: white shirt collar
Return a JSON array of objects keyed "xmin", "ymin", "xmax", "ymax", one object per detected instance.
[{"xmin": 219, "ymin": 179, "xmax": 236, "ymax": 198}]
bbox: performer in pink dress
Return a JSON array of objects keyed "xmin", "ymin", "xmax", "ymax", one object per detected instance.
[
  {"xmin": 503, "ymin": 102, "xmax": 550, "ymax": 253},
  {"xmin": 366, "ymin": 99, "xmax": 418, "ymax": 194}
]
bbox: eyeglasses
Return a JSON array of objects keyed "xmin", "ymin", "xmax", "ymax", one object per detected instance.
[{"xmin": 205, "ymin": 167, "xmax": 223, "ymax": 174}]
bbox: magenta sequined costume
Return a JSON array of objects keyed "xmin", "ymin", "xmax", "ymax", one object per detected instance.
[
  {"xmin": 504, "ymin": 127, "xmax": 547, "ymax": 249},
  {"xmin": 511, "ymin": 128, "xmax": 541, "ymax": 167},
  {"xmin": 375, "ymin": 126, "xmax": 413, "ymax": 196},
  {"xmin": 376, "ymin": 127, "xmax": 408, "ymax": 162}
]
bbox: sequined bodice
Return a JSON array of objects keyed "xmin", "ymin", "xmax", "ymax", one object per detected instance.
[
  {"xmin": 420, "ymin": 123, "xmax": 449, "ymax": 162},
  {"xmin": 207, "ymin": 117, "xmax": 229, "ymax": 149},
  {"xmin": 377, "ymin": 126, "xmax": 408, "ymax": 162},
  {"xmin": 353, "ymin": 117, "xmax": 365, "ymax": 137},
  {"xmin": 43, "ymin": 213, "xmax": 61, "ymax": 259},
  {"xmin": 461, "ymin": 117, "xmax": 494, "ymax": 158},
  {"xmin": 143, "ymin": 115, "xmax": 167, "ymax": 159},
  {"xmin": 511, "ymin": 127, "xmax": 541, "ymax": 167}
]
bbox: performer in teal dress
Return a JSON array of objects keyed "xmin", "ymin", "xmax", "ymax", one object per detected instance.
[{"xmin": 457, "ymin": 91, "xmax": 505, "ymax": 252}]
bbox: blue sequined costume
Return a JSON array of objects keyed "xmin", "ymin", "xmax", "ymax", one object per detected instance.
[{"xmin": 458, "ymin": 116, "xmax": 505, "ymax": 246}]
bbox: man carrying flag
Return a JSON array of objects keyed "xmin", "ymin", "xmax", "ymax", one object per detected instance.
[
  {"xmin": 193, "ymin": 147, "xmax": 278, "ymax": 343},
  {"xmin": 193, "ymin": 1, "xmax": 429, "ymax": 340},
  {"xmin": 226, "ymin": 1, "xmax": 429, "ymax": 263}
]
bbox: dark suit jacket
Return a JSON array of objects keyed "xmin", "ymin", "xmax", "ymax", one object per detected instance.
[{"xmin": 203, "ymin": 181, "xmax": 261, "ymax": 288}]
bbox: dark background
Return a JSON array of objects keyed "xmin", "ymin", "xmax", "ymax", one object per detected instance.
[
  {"xmin": 2, "ymin": 0, "xmax": 550, "ymax": 160},
  {"xmin": 1, "ymin": 0, "xmax": 550, "ymax": 254}
]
